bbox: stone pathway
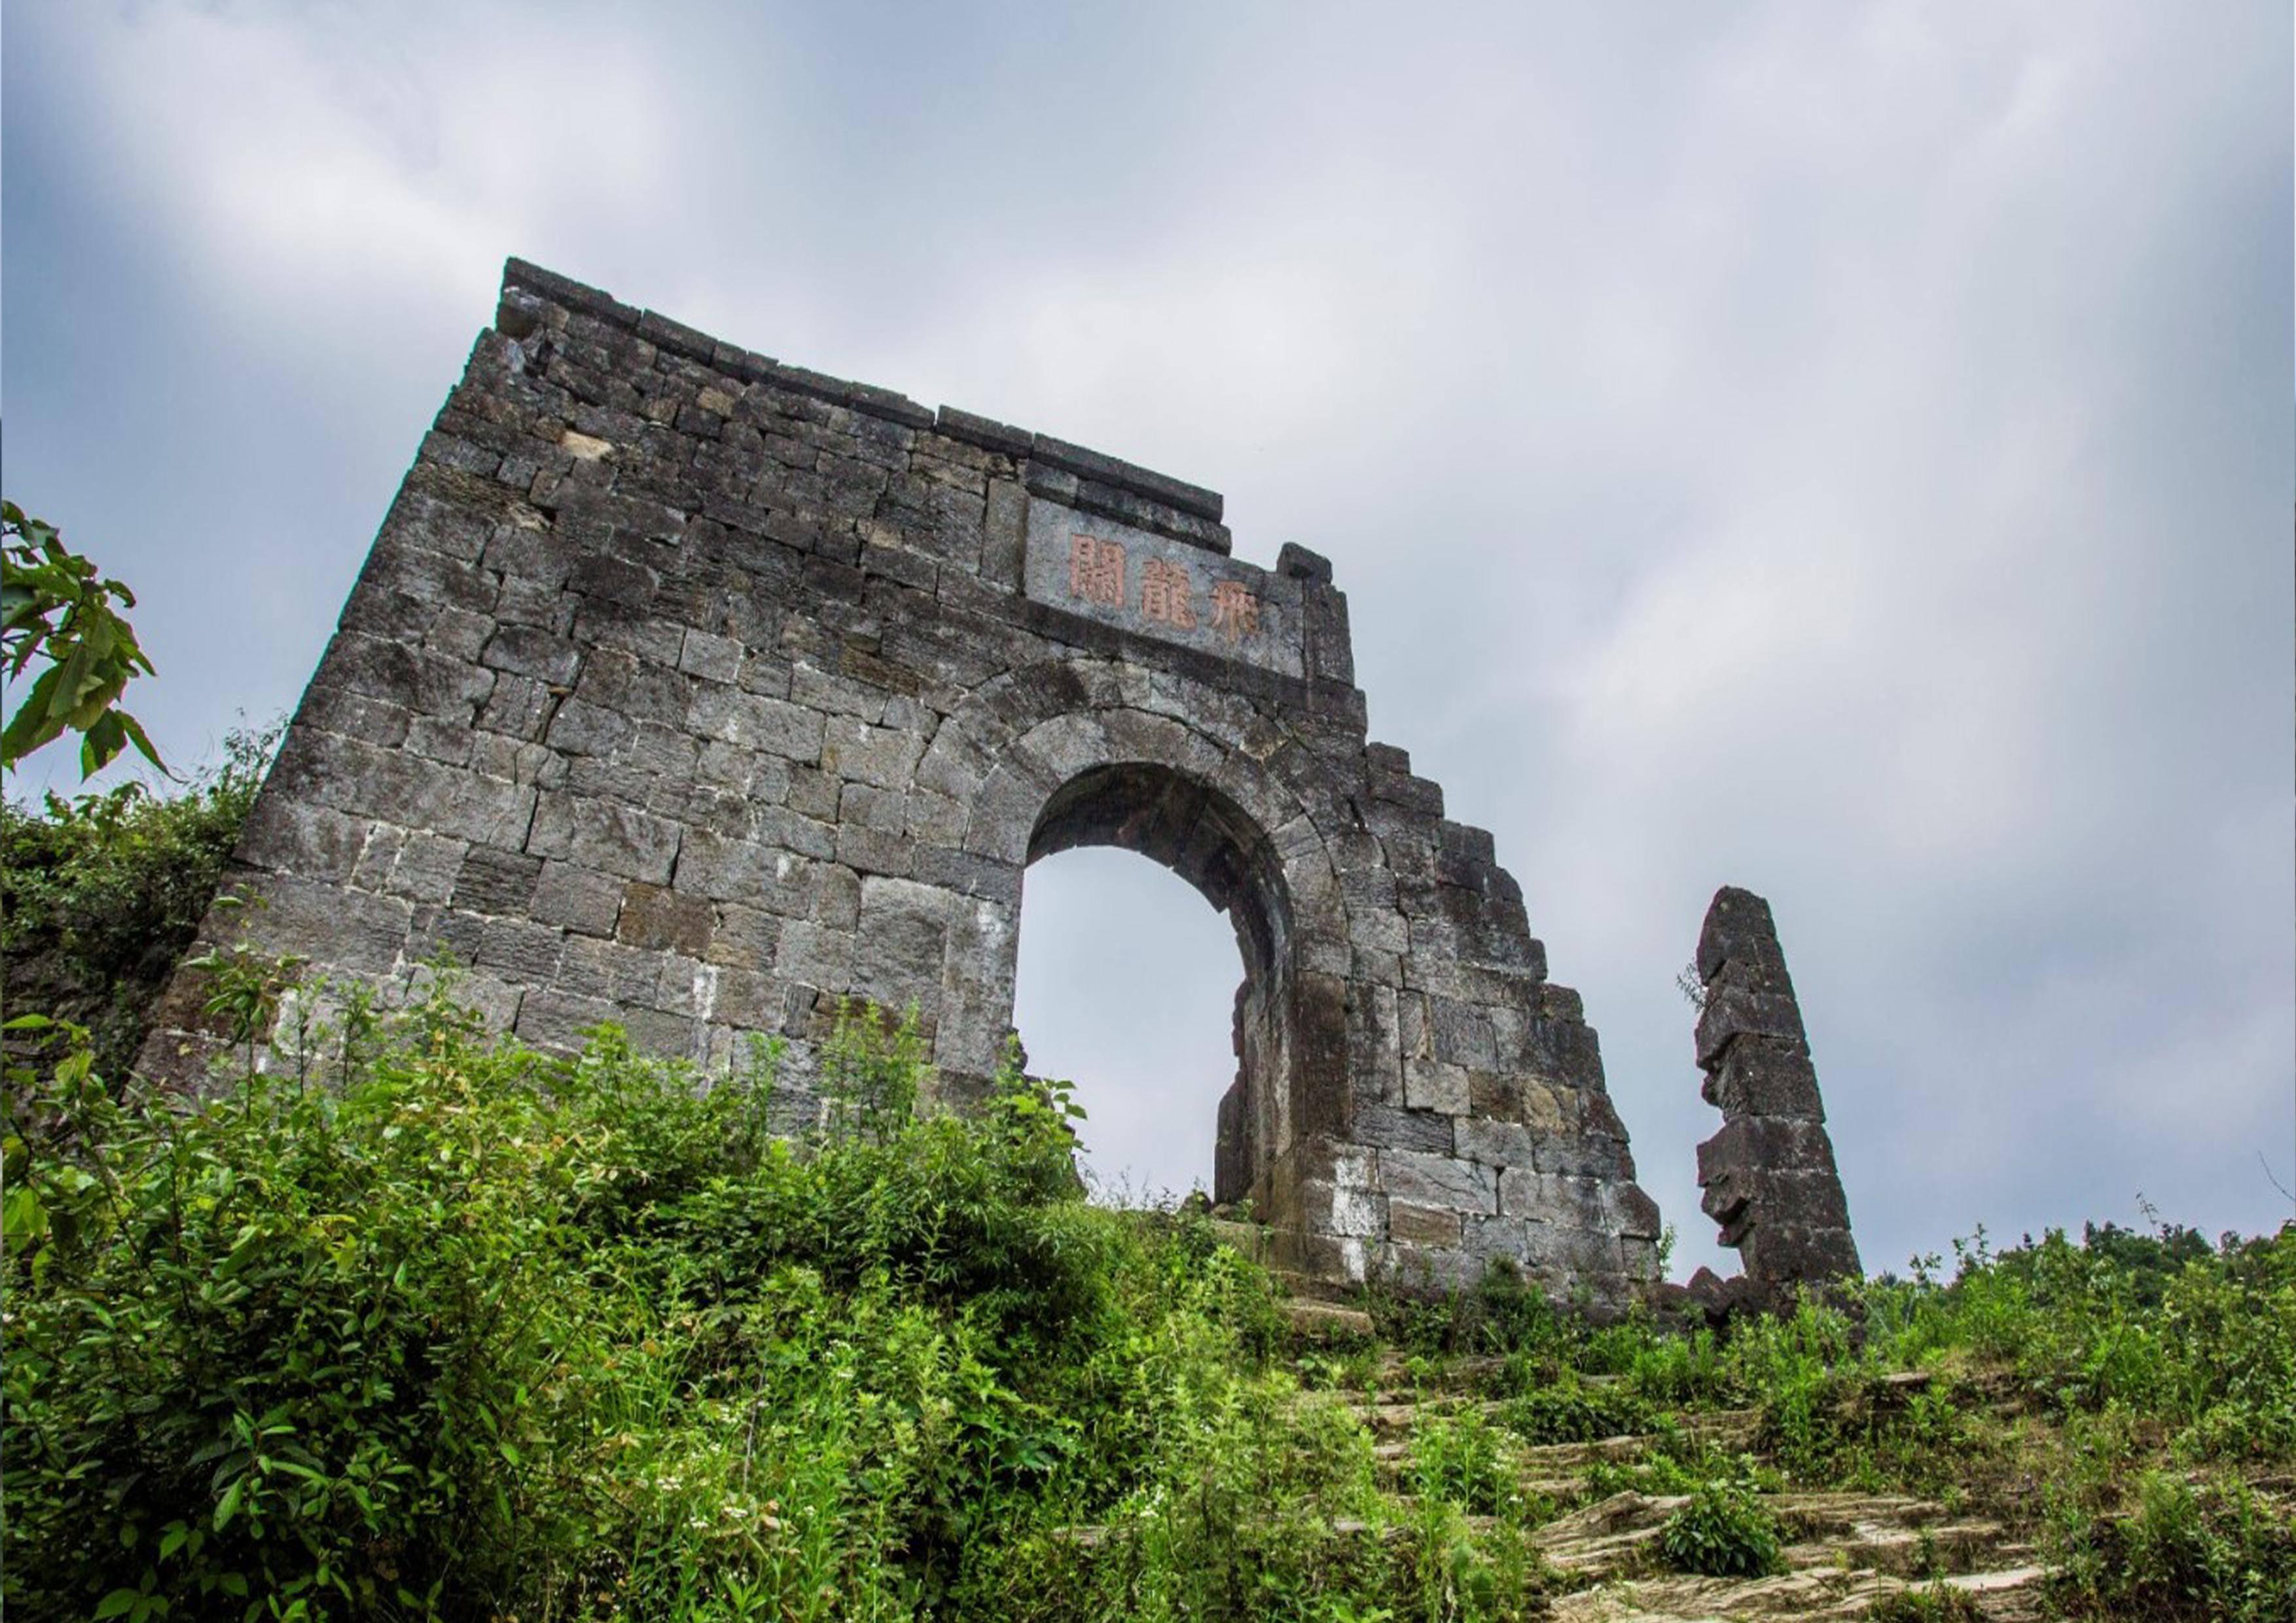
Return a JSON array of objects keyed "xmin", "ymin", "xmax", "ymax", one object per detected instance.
[{"xmin": 1059, "ymin": 1287, "xmax": 2063, "ymax": 1620}]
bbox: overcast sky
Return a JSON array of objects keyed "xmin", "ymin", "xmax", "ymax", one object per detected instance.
[{"xmin": 5, "ymin": 2, "xmax": 2289, "ymax": 1276}]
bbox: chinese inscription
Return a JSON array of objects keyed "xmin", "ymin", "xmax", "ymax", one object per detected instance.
[
  {"xmin": 1139, "ymin": 557, "xmax": 1197, "ymax": 629},
  {"xmin": 1027, "ymin": 501, "xmax": 1302, "ymax": 678},
  {"xmin": 1209, "ymin": 579, "xmax": 1260, "ymax": 644},
  {"xmin": 1069, "ymin": 532, "xmax": 1263, "ymax": 643},
  {"xmin": 1067, "ymin": 534, "xmax": 1126, "ymax": 607}
]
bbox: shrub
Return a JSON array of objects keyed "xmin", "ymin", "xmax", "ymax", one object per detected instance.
[
  {"xmin": 1866, "ymin": 1584, "xmax": 1983, "ymax": 1622},
  {"xmin": 1656, "ymin": 1482, "xmax": 1785, "ymax": 1578},
  {"xmin": 1410, "ymin": 1408, "xmax": 1515, "ymax": 1518},
  {"xmin": 1, "ymin": 724, "xmax": 275, "ymax": 1081},
  {"xmin": 1496, "ymin": 1377, "xmax": 1655, "ymax": 1444},
  {"xmin": 2049, "ymin": 1471, "xmax": 2296, "ymax": 1623}
]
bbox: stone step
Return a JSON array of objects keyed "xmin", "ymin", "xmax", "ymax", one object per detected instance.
[
  {"xmin": 1545, "ymin": 1562, "xmax": 2049, "ymax": 1623},
  {"xmin": 1278, "ymin": 1297, "xmax": 1377, "ymax": 1342},
  {"xmin": 1202, "ymin": 1217, "xmax": 1272, "ymax": 1265},
  {"xmin": 1269, "ymin": 1268, "xmax": 1365, "ymax": 1306},
  {"xmin": 1047, "ymin": 1501, "xmax": 2047, "ymax": 1622},
  {"xmin": 1534, "ymin": 1489, "xmax": 2030, "ymax": 1584}
]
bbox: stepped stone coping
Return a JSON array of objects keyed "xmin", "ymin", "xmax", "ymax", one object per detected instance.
[{"xmin": 501, "ymin": 258, "xmax": 1226, "ymax": 526}]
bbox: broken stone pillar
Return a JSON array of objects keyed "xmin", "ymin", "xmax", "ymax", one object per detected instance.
[{"xmin": 1690, "ymin": 886, "xmax": 1859, "ymax": 1309}]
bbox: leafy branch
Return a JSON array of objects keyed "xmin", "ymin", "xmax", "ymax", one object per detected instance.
[{"xmin": 2, "ymin": 500, "xmax": 165, "ymax": 778}]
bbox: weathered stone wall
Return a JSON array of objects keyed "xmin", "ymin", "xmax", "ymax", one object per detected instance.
[
  {"xmin": 142, "ymin": 258, "xmax": 1662, "ymax": 1308},
  {"xmin": 1689, "ymin": 886, "xmax": 1861, "ymax": 1308}
]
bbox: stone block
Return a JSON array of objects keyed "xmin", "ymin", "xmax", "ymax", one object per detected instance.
[
  {"xmin": 1295, "ymin": 1178, "xmax": 1382, "ymax": 1238},
  {"xmin": 1695, "ymin": 884, "xmax": 1785, "ymax": 982},
  {"xmin": 1703, "ymin": 1037, "xmax": 1825, "ymax": 1120},
  {"xmin": 852, "ymin": 877, "xmax": 951, "ymax": 1007},
  {"xmin": 476, "ymin": 916, "xmax": 566, "ymax": 982},
  {"xmin": 1452, "ymin": 1116, "xmax": 1535, "ymax": 1169},
  {"xmin": 385, "ymin": 832, "xmax": 470, "ymax": 904},
  {"xmin": 527, "ymin": 793, "xmax": 681, "ymax": 883},
  {"xmin": 1376, "ymin": 1148, "xmax": 1496, "ymax": 1215},
  {"xmin": 1378, "ymin": 1240, "xmax": 1481, "ymax": 1295},
  {"xmin": 558, "ymin": 935, "xmax": 666, "ymax": 1003},
  {"xmin": 1350, "ymin": 1101, "xmax": 1456, "ymax": 1156},
  {"xmin": 1401, "ymin": 1059, "xmax": 1469, "ymax": 1115},
  {"xmin": 482, "ymin": 624, "xmax": 583, "ymax": 685},
  {"xmin": 1696, "ymin": 1116, "xmax": 1839, "ymax": 1185},
  {"xmin": 823, "ymin": 717, "xmax": 925, "ymax": 789},
  {"xmin": 706, "ymin": 901, "xmax": 782, "ymax": 969},
  {"xmin": 1429, "ymin": 995, "xmax": 1498, "ymax": 1069},
  {"xmin": 235, "ymin": 798, "xmax": 371, "ymax": 883},
  {"xmin": 672, "ymin": 827, "xmax": 778, "ymax": 904},
  {"xmin": 452, "ymin": 846, "xmax": 543, "ymax": 915},
  {"xmin": 1738, "ymin": 1224, "xmax": 1861, "ymax": 1283},
  {"xmin": 1388, "ymin": 1201, "xmax": 1460, "ymax": 1247},
  {"xmin": 1603, "ymin": 1181, "xmax": 1663, "ymax": 1241},
  {"xmin": 531, "ymin": 862, "xmax": 624, "ymax": 936},
  {"xmin": 240, "ymin": 875, "xmax": 412, "ymax": 976},
  {"xmin": 776, "ymin": 919, "xmax": 854, "ymax": 991},
  {"xmin": 1694, "ymin": 976, "xmax": 1807, "ymax": 1067},
  {"xmin": 514, "ymin": 990, "xmax": 619, "ymax": 1053},
  {"xmin": 687, "ymin": 684, "xmax": 825, "ymax": 761},
  {"xmin": 618, "ymin": 882, "xmax": 715, "ymax": 955},
  {"xmin": 545, "ymin": 696, "xmax": 634, "ymax": 757}
]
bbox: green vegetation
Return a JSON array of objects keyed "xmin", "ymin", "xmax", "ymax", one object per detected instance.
[
  {"xmin": 1, "ymin": 501, "xmax": 165, "ymax": 777},
  {"xmin": 1655, "ymin": 1481, "xmax": 1784, "ymax": 1578},
  {"xmin": 1, "ymin": 762, "xmax": 2289, "ymax": 1620},
  {"xmin": 1867, "ymin": 1585, "xmax": 1984, "ymax": 1622},
  {"xmin": 2, "ymin": 726, "xmax": 274, "ymax": 1082},
  {"xmin": 1, "ymin": 992, "xmax": 1549, "ymax": 1621}
]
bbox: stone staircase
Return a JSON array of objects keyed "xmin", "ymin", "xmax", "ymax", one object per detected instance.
[
  {"xmin": 1324, "ymin": 1351, "xmax": 2051, "ymax": 1622},
  {"xmin": 1104, "ymin": 1239, "xmax": 2061, "ymax": 1619}
]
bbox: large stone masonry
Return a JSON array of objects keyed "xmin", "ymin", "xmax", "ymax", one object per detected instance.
[
  {"xmin": 1687, "ymin": 886, "xmax": 1861, "ymax": 1312},
  {"xmin": 141, "ymin": 257, "xmax": 1664, "ymax": 1309}
]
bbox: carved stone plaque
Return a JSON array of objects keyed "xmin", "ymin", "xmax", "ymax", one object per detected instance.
[{"xmin": 1023, "ymin": 497, "xmax": 1304, "ymax": 678}]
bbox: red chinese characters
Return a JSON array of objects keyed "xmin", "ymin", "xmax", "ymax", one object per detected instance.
[
  {"xmin": 1067, "ymin": 534, "xmax": 1126, "ymax": 606},
  {"xmin": 1139, "ymin": 558, "xmax": 1196, "ymax": 628},
  {"xmin": 1210, "ymin": 579, "xmax": 1261, "ymax": 643}
]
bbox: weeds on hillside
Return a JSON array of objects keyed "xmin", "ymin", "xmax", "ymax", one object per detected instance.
[
  {"xmin": 1, "ymin": 722, "xmax": 279, "ymax": 1082},
  {"xmin": 3, "ymin": 983, "xmax": 1551, "ymax": 1622}
]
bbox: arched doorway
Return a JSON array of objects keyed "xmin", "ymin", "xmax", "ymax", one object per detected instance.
[
  {"xmin": 1011, "ymin": 846, "xmax": 1244, "ymax": 1202},
  {"xmin": 1018, "ymin": 762, "xmax": 1295, "ymax": 1206}
]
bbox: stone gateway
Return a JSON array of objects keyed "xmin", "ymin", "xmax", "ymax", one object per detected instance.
[{"xmin": 143, "ymin": 259, "xmax": 1667, "ymax": 1310}]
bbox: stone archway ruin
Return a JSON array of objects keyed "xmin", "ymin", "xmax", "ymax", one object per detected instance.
[{"xmin": 143, "ymin": 259, "xmax": 1664, "ymax": 1310}]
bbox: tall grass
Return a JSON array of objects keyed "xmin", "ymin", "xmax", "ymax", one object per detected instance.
[{"xmin": 3, "ymin": 985, "xmax": 1548, "ymax": 1621}]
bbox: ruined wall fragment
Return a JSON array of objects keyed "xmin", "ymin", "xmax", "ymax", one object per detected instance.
[{"xmin": 1690, "ymin": 885, "xmax": 1860, "ymax": 1308}]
